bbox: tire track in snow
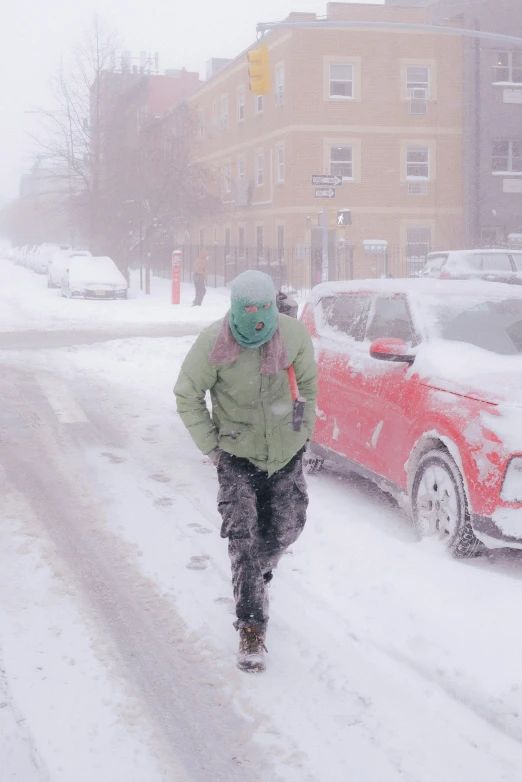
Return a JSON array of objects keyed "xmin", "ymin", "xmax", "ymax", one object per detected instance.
[{"xmin": 0, "ymin": 365, "xmax": 277, "ymax": 782}]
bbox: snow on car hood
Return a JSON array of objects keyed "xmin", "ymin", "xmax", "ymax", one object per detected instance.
[
  {"xmin": 69, "ymin": 257, "xmax": 127, "ymax": 287},
  {"xmin": 412, "ymin": 340, "xmax": 522, "ymax": 407}
]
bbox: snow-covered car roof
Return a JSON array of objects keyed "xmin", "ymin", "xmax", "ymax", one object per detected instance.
[{"xmin": 307, "ymin": 278, "xmax": 522, "ymax": 306}]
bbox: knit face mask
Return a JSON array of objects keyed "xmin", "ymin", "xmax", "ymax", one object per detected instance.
[{"xmin": 229, "ymin": 270, "xmax": 278, "ymax": 348}]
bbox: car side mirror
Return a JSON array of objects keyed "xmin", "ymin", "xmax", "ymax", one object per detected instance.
[{"xmin": 370, "ymin": 338, "xmax": 415, "ymax": 365}]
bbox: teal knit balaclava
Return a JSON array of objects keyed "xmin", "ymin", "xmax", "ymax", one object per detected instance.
[{"xmin": 229, "ymin": 270, "xmax": 278, "ymax": 348}]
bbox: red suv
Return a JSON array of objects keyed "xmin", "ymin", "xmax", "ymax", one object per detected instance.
[{"xmin": 301, "ymin": 279, "xmax": 522, "ymax": 557}]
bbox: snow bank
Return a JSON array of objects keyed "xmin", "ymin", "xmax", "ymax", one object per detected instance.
[{"xmin": 0, "ymin": 259, "xmax": 229, "ymax": 332}]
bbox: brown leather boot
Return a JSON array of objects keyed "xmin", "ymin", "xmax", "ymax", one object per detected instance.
[{"xmin": 237, "ymin": 624, "xmax": 266, "ymax": 673}]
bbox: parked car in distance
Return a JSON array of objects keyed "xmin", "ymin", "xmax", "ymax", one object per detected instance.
[
  {"xmin": 30, "ymin": 243, "xmax": 65, "ymax": 274},
  {"xmin": 420, "ymin": 249, "xmax": 522, "ymax": 285},
  {"xmin": 48, "ymin": 248, "xmax": 92, "ymax": 288},
  {"xmin": 61, "ymin": 255, "xmax": 128, "ymax": 299},
  {"xmin": 301, "ymin": 278, "xmax": 522, "ymax": 558}
]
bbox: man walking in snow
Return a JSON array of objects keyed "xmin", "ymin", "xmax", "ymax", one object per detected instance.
[{"xmin": 174, "ymin": 270, "xmax": 317, "ymax": 672}]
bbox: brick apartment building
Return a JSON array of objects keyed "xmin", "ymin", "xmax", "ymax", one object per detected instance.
[
  {"xmin": 387, "ymin": 0, "xmax": 522, "ymax": 248},
  {"xmin": 186, "ymin": 2, "xmax": 464, "ymax": 286}
]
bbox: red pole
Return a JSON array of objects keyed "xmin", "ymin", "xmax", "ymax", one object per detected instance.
[{"xmin": 171, "ymin": 250, "xmax": 181, "ymax": 305}]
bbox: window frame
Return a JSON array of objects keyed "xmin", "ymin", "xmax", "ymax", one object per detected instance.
[
  {"xmin": 256, "ymin": 152, "xmax": 264, "ymax": 187},
  {"xmin": 256, "ymin": 95, "xmax": 264, "ymax": 114},
  {"xmin": 494, "ymin": 51, "xmax": 522, "ymax": 84},
  {"xmin": 406, "ymin": 146, "xmax": 430, "ymax": 180},
  {"xmin": 237, "ymin": 87, "xmax": 245, "ymax": 122},
  {"xmin": 329, "ymin": 62, "xmax": 354, "ymax": 100},
  {"xmin": 329, "ymin": 145, "xmax": 354, "ymax": 181},
  {"xmin": 275, "ymin": 64, "xmax": 285, "ymax": 105},
  {"xmin": 406, "ymin": 65, "xmax": 430, "ymax": 99},
  {"xmin": 492, "ymin": 140, "xmax": 522, "ymax": 174},
  {"xmin": 276, "ymin": 146, "xmax": 285, "ymax": 183}
]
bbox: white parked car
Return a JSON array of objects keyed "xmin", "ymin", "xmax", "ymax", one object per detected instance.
[
  {"xmin": 31, "ymin": 243, "xmax": 63, "ymax": 273},
  {"xmin": 61, "ymin": 255, "xmax": 128, "ymax": 299},
  {"xmin": 48, "ymin": 248, "xmax": 92, "ymax": 288}
]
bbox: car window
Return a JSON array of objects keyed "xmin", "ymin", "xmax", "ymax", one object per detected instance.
[
  {"xmin": 457, "ymin": 254, "xmax": 483, "ymax": 271},
  {"xmin": 325, "ymin": 294, "xmax": 372, "ymax": 341},
  {"xmin": 482, "ymin": 254, "xmax": 512, "ymax": 272},
  {"xmin": 366, "ymin": 296, "xmax": 415, "ymax": 344},
  {"xmin": 441, "ymin": 299, "xmax": 522, "ymax": 355},
  {"xmin": 511, "ymin": 254, "xmax": 522, "ymax": 272}
]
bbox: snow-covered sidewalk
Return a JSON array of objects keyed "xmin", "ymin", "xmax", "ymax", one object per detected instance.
[{"xmin": 0, "ymin": 258, "xmax": 229, "ymax": 332}]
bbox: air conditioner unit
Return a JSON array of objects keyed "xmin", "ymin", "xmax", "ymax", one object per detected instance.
[
  {"xmin": 409, "ymin": 100, "xmax": 428, "ymax": 116},
  {"xmin": 408, "ymin": 87, "xmax": 428, "ymax": 100},
  {"xmin": 408, "ymin": 182, "xmax": 428, "ymax": 195}
]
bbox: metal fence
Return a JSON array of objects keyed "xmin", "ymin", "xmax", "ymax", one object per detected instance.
[{"xmin": 149, "ymin": 244, "xmax": 427, "ymax": 296}]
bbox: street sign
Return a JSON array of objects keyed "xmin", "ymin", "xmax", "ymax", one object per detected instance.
[
  {"xmin": 312, "ymin": 174, "xmax": 343, "ymax": 187},
  {"xmin": 314, "ymin": 188, "xmax": 336, "ymax": 199},
  {"xmin": 337, "ymin": 209, "xmax": 352, "ymax": 226}
]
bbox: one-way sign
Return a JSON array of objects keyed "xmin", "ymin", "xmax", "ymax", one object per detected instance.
[
  {"xmin": 314, "ymin": 188, "xmax": 336, "ymax": 199},
  {"xmin": 312, "ymin": 174, "xmax": 343, "ymax": 187}
]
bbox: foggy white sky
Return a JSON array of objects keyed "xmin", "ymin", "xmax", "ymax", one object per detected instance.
[{"xmin": 1, "ymin": 0, "xmax": 383, "ymax": 204}]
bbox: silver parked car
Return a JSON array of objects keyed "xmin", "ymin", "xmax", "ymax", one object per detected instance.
[{"xmin": 420, "ymin": 249, "xmax": 522, "ymax": 285}]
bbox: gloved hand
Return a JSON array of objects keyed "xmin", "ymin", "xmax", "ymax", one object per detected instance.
[{"xmin": 207, "ymin": 447, "xmax": 222, "ymax": 466}]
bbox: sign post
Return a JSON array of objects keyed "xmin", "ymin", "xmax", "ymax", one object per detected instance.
[{"xmin": 171, "ymin": 249, "xmax": 181, "ymax": 305}]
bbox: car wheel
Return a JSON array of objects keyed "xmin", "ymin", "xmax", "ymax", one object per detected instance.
[{"xmin": 411, "ymin": 449, "xmax": 481, "ymax": 559}]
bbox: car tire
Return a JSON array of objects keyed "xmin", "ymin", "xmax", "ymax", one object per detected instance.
[{"xmin": 411, "ymin": 449, "xmax": 482, "ymax": 559}]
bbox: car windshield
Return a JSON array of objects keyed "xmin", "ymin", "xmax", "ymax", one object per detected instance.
[{"xmin": 425, "ymin": 297, "xmax": 522, "ymax": 355}]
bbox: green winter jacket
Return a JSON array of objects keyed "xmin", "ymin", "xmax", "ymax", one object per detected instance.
[{"xmin": 174, "ymin": 314, "xmax": 317, "ymax": 476}]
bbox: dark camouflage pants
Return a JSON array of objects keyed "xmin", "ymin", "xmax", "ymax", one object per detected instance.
[{"xmin": 217, "ymin": 449, "xmax": 308, "ymax": 628}]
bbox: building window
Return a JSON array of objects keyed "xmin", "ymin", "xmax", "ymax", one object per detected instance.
[
  {"xmin": 494, "ymin": 51, "xmax": 522, "ymax": 84},
  {"xmin": 221, "ymin": 95, "xmax": 228, "ymax": 130},
  {"xmin": 225, "ymin": 228, "xmax": 231, "ymax": 251},
  {"xmin": 492, "ymin": 140, "xmax": 522, "ymax": 173},
  {"xmin": 238, "ymin": 227, "xmax": 245, "ymax": 252},
  {"xmin": 197, "ymin": 109, "xmax": 205, "ymax": 139},
  {"xmin": 407, "ymin": 146, "xmax": 429, "ymax": 179},
  {"xmin": 329, "ymin": 63, "xmax": 353, "ymax": 98},
  {"xmin": 330, "ymin": 146, "xmax": 353, "ymax": 180},
  {"xmin": 237, "ymin": 156, "xmax": 245, "ymax": 180},
  {"xmin": 211, "ymin": 101, "xmax": 217, "ymax": 129},
  {"xmin": 237, "ymin": 87, "xmax": 245, "ymax": 122},
  {"xmin": 275, "ymin": 65, "xmax": 285, "ymax": 104},
  {"xmin": 406, "ymin": 226, "xmax": 431, "ymax": 273},
  {"xmin": 256, "ymin": 95, "xmax": 263, "ymax": 114},
  {"xmin": 277, "ymin": 147, "xmax": 285, "ymax": 182},
  {"xmin": 223, "ymin": 164, "xmax": 232, "ymax": 193},
  {"xmin": 256, "ymin": 152, "xmax": 264, "ymax": 186},
  {"xmin": 406, "ymin": 66, "xmax": 430, "ymax": 99}
]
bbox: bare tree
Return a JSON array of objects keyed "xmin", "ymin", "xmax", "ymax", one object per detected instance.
[{"xmin": 32, "ymin": 16, "xmax": 119, "ymax": 249}]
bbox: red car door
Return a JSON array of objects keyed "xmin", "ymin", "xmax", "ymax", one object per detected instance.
[
  {"xmin": 313, "ymin": 291, "xmax": 377, "ymax": 465},
  {"xmin": 361, "ymin": 294, "xmax": 424, "ymax": 488}
]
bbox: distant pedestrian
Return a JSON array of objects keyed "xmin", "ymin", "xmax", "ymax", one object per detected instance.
[
  {"xmin": 174, "ymin": 270, "xmax": 317, "ymax": 673},
  {"xmin": 192, "ymin": 249, "xmax": 208, "ymax": 306}
]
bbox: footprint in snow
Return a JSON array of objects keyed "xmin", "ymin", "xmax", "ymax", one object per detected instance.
[
  {"xmin": 154, "ymin": 497, "xmax": 174, "ymax": 508},
  {"xmin": 149, "ymin": 473, "xmax": 171, "ymax": 483},
  {"xmin": 101, "ymin": 452, "xmax": 126, "ymax": 464},
  {"xmin": 186, "ymin": 555, "xmax": 210, "ymax": 570}
]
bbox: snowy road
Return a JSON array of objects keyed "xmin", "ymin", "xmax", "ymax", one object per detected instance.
[{"xmin": 2, "ymin": 259, "xmax": 522, "ymax": 780}]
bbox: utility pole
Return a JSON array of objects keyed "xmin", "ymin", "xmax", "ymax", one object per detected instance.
[{"xmin": 322, "ymin": 206, "xmax": 329, "ymax": 283}]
